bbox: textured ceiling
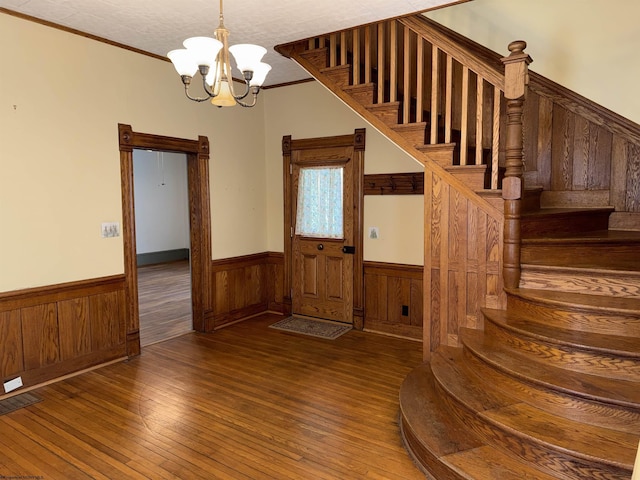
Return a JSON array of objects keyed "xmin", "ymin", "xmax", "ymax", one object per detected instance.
[{"xmin": 1, "ymin": 0, "xmax": 465, "ymax": 86}]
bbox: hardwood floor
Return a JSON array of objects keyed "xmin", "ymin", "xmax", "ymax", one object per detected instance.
[
  {"xmin": 0, "ymin": 313, "xmax": 425, "ymax": 479},
  {"xmin": 138, "ymin": 260, "xmax": 193, "ymax": 346}
]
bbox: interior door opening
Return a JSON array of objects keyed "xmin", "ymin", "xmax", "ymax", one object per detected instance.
[{"xmin": 133, "ymin": 149, "xmax": 193, "ymax": 346}]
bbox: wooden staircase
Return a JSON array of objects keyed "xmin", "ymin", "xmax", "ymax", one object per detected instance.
[
  {"xmin": 401, "ymin": 213, "xmax": 640, "ymax": 479},
  {"xmin": 276, "ymin": 14, "xmax": 640, "ymax": 480}
]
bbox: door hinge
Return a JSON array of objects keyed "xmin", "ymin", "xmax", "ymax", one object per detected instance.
[
  {"xmin": 291, "ymin": 226, "xmax": 294, "ymax": 237},
  {"xmin": 289, "ymin": 164, "xmax": 292, "ymax": 174}
]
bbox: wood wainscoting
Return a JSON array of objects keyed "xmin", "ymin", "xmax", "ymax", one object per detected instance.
[
  {"xmin": 0, "ymin": 275, "xmax": 127, "ymax": 398},
  {"xmin": 212, "ymin": 254, "xmax": 426, "ymax": 341},
  {"xmin": 364, "ymin": 262, "xmax": 423, "ymax": 340},
  {"xmin": 209, "ymin": 252, "xmax": 285, "ymax": 329}
]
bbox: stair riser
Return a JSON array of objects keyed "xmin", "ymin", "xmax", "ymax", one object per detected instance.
[
  {"xmin": 520, "ymin": 268, "xmax": 640, "ymax": 299},
  {"xmin": 445, "ymin": 166, "xmax": 487, "ymax": 191},
  {"xmin": 392, "ymin": 125, "xmax": 427, "ymax": 146},
  {"xmin": 400, "ymin": 418, "xmax": 468, "ymax": 480},
  {"xmin": 321, "ymin": 65, "xmax": 351, "ymax": 88},
  {"xmin": 461, "ymin": 347, "xmax": 640, "ymax": 434},
  {"xmin": 507, "ymin": 296, "xmax": 640, "ymax": 337},
  {"xmin": 366, "ymin": 103, "xmax": 400, "ymax": 127},
  {"xmin": 521, "ymin": 244, "xmax": 640, "ymax": 269},
  {"xmin": 484, "ymin": 320, "xmax": 640, "ymax": 382},
  {"xmin": 299, "ymin": 48, "xmax": 328, "ymax": 70},
  {"xmin": 435, "ymin": 379, "xmax": 631, "ymax": 480},
  {"xmin": 343, "ymin": 84, "xmax": 376, "ymax": 104},
  {"xmin": 522, "ymin": 211, "xmax": 611, "ymax": 237}
]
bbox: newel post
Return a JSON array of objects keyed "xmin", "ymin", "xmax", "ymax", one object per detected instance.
[{"xmin": 501, "ymin": 41, "xmax": 532, "ymax": 290}]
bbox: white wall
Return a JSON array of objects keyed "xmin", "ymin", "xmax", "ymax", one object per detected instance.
[
  {"xmin": 133, "ymin": 150, "xmax": 190, "ymax": 254},
  {"xmin": 0, "ymin": 12, "xmax": 266, "ymax": 291},
  {"xmin": 426, "ymin": 0, "xmax": 640, "ymax": 125},
  {"xmin": 263, "ymin": 81, "xmax": 425, "ymax": 266}
]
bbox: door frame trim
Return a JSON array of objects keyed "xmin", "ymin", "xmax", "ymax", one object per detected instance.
[
  {"xmin": 282, "ymin": 129, "xmax": 366, "ymax": 328},
  {"xmin": 118, "ymin": 124, "xmax": 212, "ymax": 357}
]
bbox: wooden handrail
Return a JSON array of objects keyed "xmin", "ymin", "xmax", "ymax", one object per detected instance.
[{"xmin": 399, "ymin": 16, "xmax": 505, "ymax": 91}]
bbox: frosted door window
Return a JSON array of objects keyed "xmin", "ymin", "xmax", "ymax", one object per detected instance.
[{"xmin": 295, "ymin": 167, "xmax": 343, "ymax": 238}]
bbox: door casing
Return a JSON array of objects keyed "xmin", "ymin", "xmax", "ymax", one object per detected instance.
[{"xmin": 118, "ymin": 124, "xmax": 212, "ymax": 357}]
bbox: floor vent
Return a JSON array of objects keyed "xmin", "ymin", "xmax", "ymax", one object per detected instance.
[{"xmin": 0, "ymin": 392, "xmax": 42, "ymax": 416}]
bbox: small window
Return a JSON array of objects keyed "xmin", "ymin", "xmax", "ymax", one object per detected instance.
[{"xmin": 295, "ymin": 167, "xmax": 343, "ymax": 238}]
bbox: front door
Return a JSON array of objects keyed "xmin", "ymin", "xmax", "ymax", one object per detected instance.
[
  {"xmin": 283, "ymin": 130, "xmax": 366, "ymax": 328},
  {"xmin": 292, "ymin": 155, "xmax": 354, "ymax": 323}
]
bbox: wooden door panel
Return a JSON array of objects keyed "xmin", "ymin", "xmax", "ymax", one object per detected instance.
[
  {"xmin": 326, "ymin": 256, "xmax": 345, "ymax": 300},
  {"xmin": 294, "ymin": 239, "xmax": 350, "ymax": 322},
  {"xmin": 301, "ymin": 253, "xmax": 319, "ymax": 297}
]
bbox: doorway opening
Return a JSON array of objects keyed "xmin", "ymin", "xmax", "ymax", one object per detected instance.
[
  {"xmin": 118, "ymin": 124, "xmax": 212, "ymax": 357},
  {"xmin": 133, "ymin": 150, "xmax": 193, "ymax": 346}
]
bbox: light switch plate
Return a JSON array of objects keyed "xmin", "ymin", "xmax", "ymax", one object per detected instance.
[{"xmin": 101, "ymin": 222, "xmax": 120, "ymax": 238}]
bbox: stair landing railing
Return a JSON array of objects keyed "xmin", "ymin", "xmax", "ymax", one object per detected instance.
[{"xmin": 297, "ymin": 16, "xmax": 531, "ymax": 289}]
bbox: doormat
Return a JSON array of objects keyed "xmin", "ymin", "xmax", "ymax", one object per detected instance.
[
  {"xmin": 0, "ymin": 392, "xmax": 42, "ymax": 416},
  {"xmin": 269, "ymin": 316, "xmax": 352, "ymax": 340}
]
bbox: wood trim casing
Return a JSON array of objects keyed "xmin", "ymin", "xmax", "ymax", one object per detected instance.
[{"xmin": 118, "ymin": 124, "xmax": 212, "ymax": 357}]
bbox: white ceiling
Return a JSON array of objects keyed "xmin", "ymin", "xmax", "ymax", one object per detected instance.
[{"xmin": 0, "ymin": 0, "xmax": 464, "ymax": 86}]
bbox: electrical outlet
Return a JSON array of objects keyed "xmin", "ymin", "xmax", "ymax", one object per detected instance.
[
  {"xmin": 4, "ymin": 376, "xmax": 23, "ymax": 393},
  {"xmin": 101, "ymin": 222, "xmax": 120, "ymax": 238},
  {"xmin": 369, "ymin": 226, "xmax": 379, "ymax": 239}
]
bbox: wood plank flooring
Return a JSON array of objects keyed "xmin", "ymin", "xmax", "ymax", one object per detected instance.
[
  {"xmin": 0, "ymin": 313, "xmax": 425, "ymax": 479},
  {"xmin": 138, "ymin": 260, "xmax": 193, "ymax": 346}
]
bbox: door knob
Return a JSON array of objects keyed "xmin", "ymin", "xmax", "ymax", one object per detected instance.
[{"xmin": 317, "ymin": 244, "xmax": 324, "ymax": 250}]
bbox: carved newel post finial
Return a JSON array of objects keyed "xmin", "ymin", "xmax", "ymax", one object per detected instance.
[
  {"xmin": 508, "ymin": 40, "xmax": 527, "ymax": 56},
  {"xmin": 501, "ymin": 41, "xmax": 532, "ymax": 291}
]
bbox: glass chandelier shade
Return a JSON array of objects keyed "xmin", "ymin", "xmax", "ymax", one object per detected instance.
[{"xmin": 167, "ymin": 0, "xmax": 270, "ymax": 108}]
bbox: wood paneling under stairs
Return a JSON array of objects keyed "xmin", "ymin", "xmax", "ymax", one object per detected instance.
[
  {"xmin": 138, "ymin": 260, "xmax": 193, "ymax": 347},
  {"xmin": 0, "ymin": 313, "xmax": 424, "ymax": 480}
]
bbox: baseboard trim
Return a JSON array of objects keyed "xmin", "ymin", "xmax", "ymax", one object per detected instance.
[{"xmin": 137, "ymin": 249, "xmax": 189, "ymax": 266}]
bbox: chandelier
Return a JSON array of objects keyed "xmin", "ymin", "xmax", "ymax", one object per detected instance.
[{"xmin": 167, "ymin": 0, "xmax": 271, "ymax": 108}]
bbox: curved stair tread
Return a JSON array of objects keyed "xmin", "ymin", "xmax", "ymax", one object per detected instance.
[
  {"xmin": 432, "ymin": 347, "xmax": 517, "ymax": 412},
  {"xmin": 484, "ymin": 402, "xmax": 637, "ymax": 470},
  {"xmin": 483, "ymin": 308, "xmax": 640, "ymax": 358},
  {"xmin": 461, "ymin": 328, "xmax": 640, "ymax": 408},
  {"xmin": 460, "ymin": 341, "xmax": 640, "ymax": 435},
  {"xmin": 400, "ymin": 363, "xmax": 482, "ymax": 458},
  {"xmin": 443, "ymin": 445, "xmax": 560, "ymax": 480},
  {"xmin": 520, "ymin": 262, "xmax": 640, "ymax": 277},
  {"xmin": 509, "ymin": 288, "xmax": 640, "ymax": 314},
  {"xmin": 399, "ymin": 363, "xmax": 560, "ymax": 480},
  {"xmin": 432, "ymin": 347, "xmax": 638, "ymax": 472},
  {"xmin": 523, "ymin": 207, "xmax": 615, "ymax": 217},
  {"xmin": 522, "ymin": 229, "xmax": 640, "ymax": 243}
]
